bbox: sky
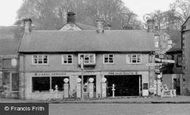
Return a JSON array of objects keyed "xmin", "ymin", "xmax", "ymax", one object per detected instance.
[
  {"xmin": 123, "ymin": 0, "xmax": 176, "ymax": 21},
  {"xmin": 0, "ymin": 0, "xmax": 176, "ymax": 26}
]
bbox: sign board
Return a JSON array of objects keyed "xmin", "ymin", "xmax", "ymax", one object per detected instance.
[
  {"xmin": 155, "ymin": 58, "xmax": 175, "ymax": 63},
  {"xmin": 146, "ymin": 63, "xmax": 162, "ymax": 66},
  {"xmin": 107, "ymin": 72, "xmax": 137, "ymax": 75},
  {"xmin": 161, "ymin": 59, "xmax": 175, "ymax": 63},
  {"xmin": 34, "ymin": 72, "xmax": 67, "ymax": 76}
]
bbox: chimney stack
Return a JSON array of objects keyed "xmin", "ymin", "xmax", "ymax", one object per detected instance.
[
  {"xmin": 67, "ymin": 12, "xmax": 76, "ymax": 24},
  {"xmin": 147, "ymin": 19, "xmax": 155, "ymax": 32},
  {"xmin": 96, "ymin": 18, "xmax": 104, "ymax": 33},
  {"xmin": 23, "ymin": 18, "xmax": 32, "ymax": 33}
]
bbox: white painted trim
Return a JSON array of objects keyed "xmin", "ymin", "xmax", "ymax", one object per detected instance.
[
  {"xmin": 126, "ymin": 54, "xmax": 142, "ymax": 64},
  {"xmin": 62, "ymin": 54, "xmax": 73, "ymax": 65},
  {"xmin": 78, "ymin": 53, "xmax": 96, "ymax": 65},
  {"xmin": 103, "ymin": 54, "xmax": 114, "ymax": 64},
  {"xmin": 32, "ymin": 55, "xmax": 49, "ymax": 65}
]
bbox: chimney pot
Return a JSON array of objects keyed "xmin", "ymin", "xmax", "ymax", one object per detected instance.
[
  {"xmin": 67, "ymin": 12, "xmax": 76, "ymax": 24},
  {"xmin": 147, "ymin": 19, "xmax": 155, "ymax": 32},
  {"xmin": 23, "ymin": 18, "xmax": 32, "ymax": 33},
  {"xmin": 96, "ymin": 18, "xmax": 104, "ymax": 33}
]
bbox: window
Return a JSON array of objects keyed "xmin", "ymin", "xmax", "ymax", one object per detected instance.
[
  {"xmin": 2, "ymin": 72, "xmax": 19, "ymax": 92},
  {"xmin": 143, "ymin": 83, "xmax": 148, "ymax": 90},
  {"xmin": 32, "ymin": 55, "xmax": 48, "ymax": 65},
  {"xmin": 62, "ymin": 54, "xmax": 73, "ymax": 64},
  {"xmin": 11, "ymin": 73, "xmax": 19, "ymax": 91},
  {"xmin": 32, "ymin": 77, "xmax": 50, "ymax": 92},
  {"xmin": 127, "ymin": 54, "xmax": 142, "ymax": 64},
  {"xmin": 52, "ymin": 77, "xmax": 65, "ymax": 91},
  {"xmin": 103, "ymin": 54, "xmax": 114, "ymax": 64},
  {"xmin": 78, "ymin": 54, "xmax": 96, "ymax": 65},
  {"xmin": 176, "ymin": 55, "xmax": 182, "ymax": 67},
  {"xmin": 32, "ymin": 77, "xmax": 69, "ymax": 92},
  {"xmin": 2, "ymin": 59, "xmax": 12, "ymax": 69}
]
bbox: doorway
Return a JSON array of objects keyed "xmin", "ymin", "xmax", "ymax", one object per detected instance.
[{"xmin": 105, "ymin": 75, "xmax": 141, "ymax": 96}]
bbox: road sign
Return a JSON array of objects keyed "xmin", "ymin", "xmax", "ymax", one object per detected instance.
[
  {"xmin": 155, "ymin": 58, "xmax": 175, "ymax": 63},
  {"xmin": 146, "ymin": 63, "xmax": 162, "ymax": 66},
  {"xmin": 161, "ymin": 59, "xmax": 175, "ymax": 63}
]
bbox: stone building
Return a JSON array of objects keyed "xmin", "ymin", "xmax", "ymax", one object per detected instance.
[
  {"xmin": 18, "ymin": 18, "xmax": 156, "ymax": 100},
  {"xmin": 0, "ymin": 26, "xmax": 23, "ymax": 98},
  {"xmin": 181, "ymin": 16, "xmax": 190, "ymax": 95}
]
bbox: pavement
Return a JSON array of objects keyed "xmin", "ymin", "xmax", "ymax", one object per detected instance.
[{"xmin": 1, "ymin": 96, "xmax": 190, "ymax": 104}]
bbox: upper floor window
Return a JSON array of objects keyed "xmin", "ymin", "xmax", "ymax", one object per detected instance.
[
  {"xmin": 78, "ymin": 54, "xmax": 96, "ymax": 65},
  {"xmin": 62, "ymin": 54, "xmax": 73, "ymax": 64},
  {"xmin": 127, "ymin": 54, "xmax": 142, "ymax": 64},
  {"xmin": 32, "ymin": 55, "xmax": 48, "ymax": 65},
  {"xmin": 103, "ymin": 54, "xmax": 114, "ymax": 64},
  {"xmin": 176, "ymin": 54, "xmax": 182, "ymax": 67}
]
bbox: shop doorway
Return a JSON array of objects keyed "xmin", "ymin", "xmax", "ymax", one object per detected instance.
[
  {"xmin": 105, "ymin": 75, "xmax": 141, "ymax": 96},
  {"xmin": 79, "ymin": 75, "xmax": 96, "ymax": 97}
]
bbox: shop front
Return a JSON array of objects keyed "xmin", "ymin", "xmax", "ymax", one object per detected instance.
[{"xmin": 22, "ymin": 71, "xmax": 150, "ymax": 100}]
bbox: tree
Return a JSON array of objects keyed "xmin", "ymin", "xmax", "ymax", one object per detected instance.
[
  {"xmin": 16, "ymin": 0, "xmax": 142, "ymax": 30},
  {"xmin": 144, "ymin": 9, "xmax": 183, "ymax": 30},
  {"xmin": 170, "ymin": 0, "xmax": 190, "ymax": 20}
]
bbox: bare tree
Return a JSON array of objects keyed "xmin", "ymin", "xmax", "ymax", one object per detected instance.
[
  {"xmin": 16, "ymin": 0, "xmax": 142, "ymax": 30},
  {"xmin": 170, "ymin": 0, "xmax": 190, "ymax": 20}
]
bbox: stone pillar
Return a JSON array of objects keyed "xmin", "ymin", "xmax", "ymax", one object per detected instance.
[
  {"xmin": 19, "ymin": 73, "xmax": 25, "ymax": 99},
  {"xmin": 96, "ymin": 73, "xmax": 101, "ymax": 98},
  {"xmin": 64, "ymin": 78, "xmax": 69, "ymax": 98},
  {"xmin": 69, "ymin": 75, "xmax": 77, "ymax": 96}
]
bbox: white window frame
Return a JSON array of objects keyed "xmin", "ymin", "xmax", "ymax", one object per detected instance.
[
  {"xmin": 62, "ymin": 54, "xmax": 73, "ymax": 64},
  {"xmin": 32, "ymin": 55, "xmax": 49, "ymax": 65},
  {"xmin": 127, "ymin": 54, "xmax": 142, "ymax": 64},
  {"xmin": 78, "ymin": 54, "xmax": 96, "ymax": 65},
  {"xmin": 103, "ymin": 54, "xmax": 114, "ymax": 64}
]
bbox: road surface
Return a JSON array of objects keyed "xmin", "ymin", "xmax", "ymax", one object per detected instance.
[{"xmin": 49, "ymin": 103, "xmax": 190, "ymax": 115}]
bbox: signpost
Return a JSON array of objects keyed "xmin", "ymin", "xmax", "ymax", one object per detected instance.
[{"xmin": 80, "ymin": 57, "xmax": 84, "ymax": 101}]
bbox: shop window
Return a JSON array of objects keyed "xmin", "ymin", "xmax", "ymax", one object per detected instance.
[
  {"xmin": 103, "ymin": 54, "xmax": 114, "ymax": 64},
  {"xmin": 52, "ymin": 77, "xmax": 67, "ymax": 91},
  {"xmin": 127, "ymin": 54, "xmax": 142, "ymax": 64},
  {"xmin": 32, "ymin": 77, "xmax": 50, "ymax": 92},
  {"xmin": 62, "ymin": 54, "xmax": 73, "ymax": 64},
  {"xmin": 78, "ymin": 54, "xmax": 96, "ymax": 65},
  {"xmin": 11, "ymin": 73, "xmax": 19, "ymax": 91},
  {"xmin": 32, "ymin": 76, "xmax": 69, "ymax": 92},
  {"xmin": 32, "ymin": 55, "xmax": 48, "ymax": 65}
]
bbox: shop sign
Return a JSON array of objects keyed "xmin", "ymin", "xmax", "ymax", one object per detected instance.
[
  {"xmin": 146, "ymin": 63, "xmax": 162, "ymax": 66},
  {"xmin": 107, "ymin": 72, "xmax": 136, "ymax": 75},
  {"xmin": 34, "ymin": 72, "xmax": 67, "ymax": 76}
]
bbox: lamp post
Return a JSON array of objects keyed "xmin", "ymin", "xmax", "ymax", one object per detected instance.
[{"xmin": 80, "ymin": 57, "xmax": 84, "ymax": 101}]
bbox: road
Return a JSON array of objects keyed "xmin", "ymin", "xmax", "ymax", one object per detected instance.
[{"xmin": 49, "ymin": 103, "xmax": 190, "ymax": 115}]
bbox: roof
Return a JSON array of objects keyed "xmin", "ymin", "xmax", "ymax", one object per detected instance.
[
  {"xmin": 60, "ymin": 22, "xmax": 96, "ymax": 31},
  {"xmin": 19, "ymin": 30, "xmax": 155, "ymax": 53},
  {"xmin": 182, "ymin": 16, "xmax": 190, "ymax": 27},
  {"xmin": 75, "ymin": 23, "xmax": 96, "ymax": 30},
  {"xmin": 0, "ymin": 26, "xmax": 23, "ymax": 55}
]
